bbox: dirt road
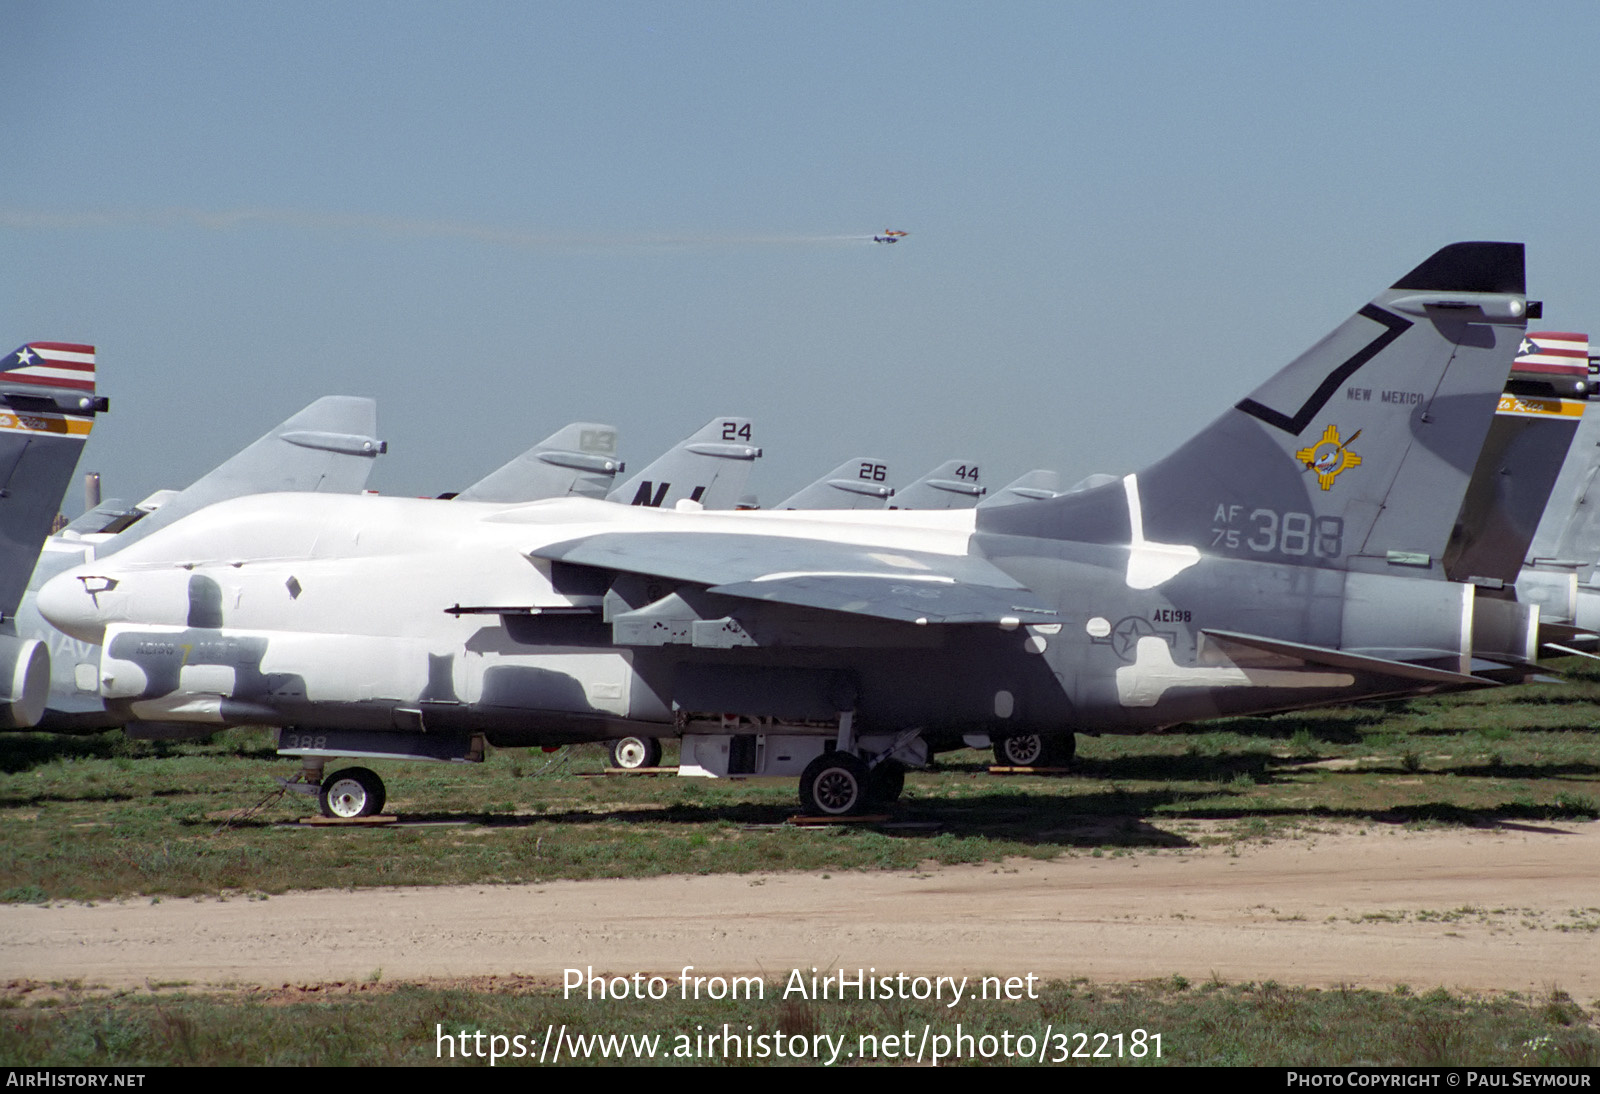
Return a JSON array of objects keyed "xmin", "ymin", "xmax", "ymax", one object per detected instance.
[{"xmin": 4, "ymin": 821, "xmax": 1596, "ymax": 997}]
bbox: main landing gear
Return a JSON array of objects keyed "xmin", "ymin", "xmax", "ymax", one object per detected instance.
[{"xmin": 795, "ymin": 715, "xmax": 917, "ymax": 817}]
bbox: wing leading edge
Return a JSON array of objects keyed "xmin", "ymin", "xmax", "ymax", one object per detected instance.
[{"xmin": 530, "ymin": 532, "xmax": 1058, "ymax": 625}]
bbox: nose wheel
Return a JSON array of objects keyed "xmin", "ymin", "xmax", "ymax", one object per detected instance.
[{"xmin": 319, "ymin": 766, "xmax": 387, "ymax": 818}]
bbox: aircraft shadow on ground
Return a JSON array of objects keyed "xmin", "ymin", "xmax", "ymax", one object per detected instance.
[
  {"xmin": 1075, "ymin": 752, "xmax": 1600, "ymax": 782},
  {"xmin": 197, "ymin": 780, "xmax": 1595, "ymax": 847},
  {"xmin": 0, "ymin": 732, "xmax": 281, "ymax": 776},
  {"xmin": 0, "ymin": 733, "xmax": 124, "ymax": 774},
  {"xmin": 1154, "ymin": 715, "xmax": 1377, "ymax": 743},
  {"xmin": 0, "ymin": 789, "xmax": 135, "ymax": 808}
]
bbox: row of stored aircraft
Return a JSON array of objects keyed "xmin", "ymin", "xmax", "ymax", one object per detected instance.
[
  {"xmin": 12, "ymin": 242, "xmax": 1600, "ymax": 818},
  {"xmin": 19, "ymin": 407, "xmax": 993, "ymax": 737}
]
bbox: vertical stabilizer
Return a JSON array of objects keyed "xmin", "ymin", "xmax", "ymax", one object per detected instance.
[
  {"xmin": 455, "ymin": 422, "xmax": 622, "ymax": 502},
  {"xmin": 607, "ymin": 417, "xmax": 761, "ymax": 510},
  {"xmin": 979, "ymin": 243, "xmax": 1529, "ymax": 579},
  {"xmin": 0, "ymin": 343, "xmax": 108, "ymax": 616},
  {"xmin": 110, "ymin": 396, "xmax": 385, "ymax": 551},
  {"xmin": 978, "ymin": 469, "xmax": 1064, "ymax": 508},
  {"xmin": 1524, "ymin": 335, "xmax": 1600, "ymax": 579},
  {"xmin": 887, "ymin": 459, "xmax": 985, "ymax": 509},
  {"xmin": 1445, "ymin": 333, "xmax": 1588, "ymax": 584},
  {"xmin": 778, "ymin": 458, "xmax": 893, "ymax": 509}
]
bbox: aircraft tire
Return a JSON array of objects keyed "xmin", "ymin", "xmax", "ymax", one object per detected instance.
[
  {"xmin": 609, "ymin": 736, "xmax": 662, "ymax": 770},
  {"xmin": 799, "ymin": 751, "xmax": 870, "ymax": 817},
  {"xmin": 319, "ymin": 766, "xmax": 386, "ymax": 819},
  {"xmin": 993, "ymin": 733, "xmax": 1046, "ymax": 767},
  {"xmin": 868, "ymin": 759, "xmax": 905, "ymax": 803},
  {"xmin": 993, "ymin": 733, "xmax": 1075, "ymax": 768}
]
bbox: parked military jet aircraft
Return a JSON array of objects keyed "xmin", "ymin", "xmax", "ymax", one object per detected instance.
[
  {"xmin": 972, "ymin": 326, "xmax": 1594, "ymax": 771},
  {"xmin": 17, "ymin": 396, "xmax": 385, "ymax": 731},
  {"xmin": 38, "ymin": 243, "xmax": 1543, "ymax": 818},
  {"xmin": 0, "ymin": 342, "xmax": 108, "ymax": 728}
]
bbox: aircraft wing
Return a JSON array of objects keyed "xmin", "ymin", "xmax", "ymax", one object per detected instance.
[{"xmin": 531, "ymin": 531, "xmax": 1059, "ymax": 624}]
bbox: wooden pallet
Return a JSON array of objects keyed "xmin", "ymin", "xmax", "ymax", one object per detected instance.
[
  {"xmin": 295, "ymin": 814, "xmax": 399, "ymax": 826},
  {"xmin": 786, "ymin": 813, "xmax": 891, "ymax": 826}
]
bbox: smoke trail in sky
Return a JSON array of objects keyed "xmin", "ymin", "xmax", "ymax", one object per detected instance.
[{"xmin": 0, "ymin": 207, "xmax": 897, "ymax": 250}]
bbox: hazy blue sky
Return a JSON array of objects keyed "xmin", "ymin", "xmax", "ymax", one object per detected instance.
[{"xmin": 6, "ymin": 1, "xmax": 1598, "ymax": 510}]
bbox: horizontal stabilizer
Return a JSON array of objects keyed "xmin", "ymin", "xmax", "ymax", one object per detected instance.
[
  {"xmin": 1201, "ymin": 629, "xmax": 1493, "ymax": 688},
  {"xmin": 1542, "ymin": 643, "xmax": 1600, "ymax": 662},
  {"xmin": 61, "ymin": 498, "xmax": 142, "ymax": 536},
  {"xmin": 1535, "ymin": 621, "xmax": 1598, "ymax": 649}
]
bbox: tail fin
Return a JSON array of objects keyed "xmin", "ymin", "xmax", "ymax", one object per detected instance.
[
  {"xmin": 886, "ymin": 459, "xmax": 985, "ymax": 509},
  {"xmin": 1521, "ymin": 336, "xmax": 1600, "ymax": 580},
  {"xmin": 0, "ymin": 343, "xmax": 108, "ymax": 616},
  {"xmin": 979, "ymin": 242, "xmax": 1529, "ymax": 578},
  {"xmin": 1444, "ymin": 332, "xmax": 1589, "ymax": 584},
  {"xmin": 978, "ymin": 469, "xmax": 1064, "ymax": 508},
  {"xmin": 455, "ymin": 422, "xmax": 622, "ymax": 503},
  {"xmin": 109, "ymin": 395, "xmax": 385, "ymax": 551},
  {"xmin": 606, "ymin": 417, "xmax": 761, "ymax": 510},
  {"xmin": 777, "ymin": 457, "xmax": 893, "ymax": 509}
]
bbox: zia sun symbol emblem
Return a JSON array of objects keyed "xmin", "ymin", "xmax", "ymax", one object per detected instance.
[{"xmin": 1296, "ymin": 425, "xmax": 1362, "ymax": 491}]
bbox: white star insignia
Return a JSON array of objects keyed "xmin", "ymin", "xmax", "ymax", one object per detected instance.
[{"xmin": 14, "ymin": 348, "xmax": 33, "ymax": 366}]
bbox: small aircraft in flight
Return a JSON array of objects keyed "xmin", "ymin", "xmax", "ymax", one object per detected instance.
[
  {"xmin": 873, "ymin": 230, "xmax": 908, "ymax": 244},
  {"xmin": 38, "ymin": 243, "xmax": 1548, "ymax": 819}
]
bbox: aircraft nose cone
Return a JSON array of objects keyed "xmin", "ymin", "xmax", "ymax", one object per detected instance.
[{"xmin": 37, "ymin": 570, "xmax": 111, "ymax": 645}]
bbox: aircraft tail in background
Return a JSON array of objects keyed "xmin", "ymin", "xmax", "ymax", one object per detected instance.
[
  {"xmin": 606, "ymin": 417, "xmax": 761, "ymax": 510},
  {"xmin": 455, "ymin": 422, "xmax": 622, "ymax": 503}
]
